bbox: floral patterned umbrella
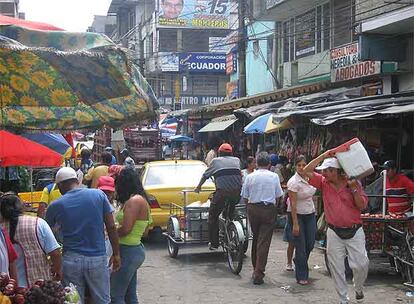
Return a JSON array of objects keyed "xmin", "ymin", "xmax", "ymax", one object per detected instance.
[{"xmin": 0, "ymin": 23, "xmax": 158, "ymax": 131}]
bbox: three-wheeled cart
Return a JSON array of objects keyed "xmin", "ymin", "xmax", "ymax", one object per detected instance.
[
  {"xmin": 323, "ymin": 192, "xmax": 414, "ymax": 287},
  {"xmin": 163, "ymin": 189, "xmax": 250, "ymax": 274}
]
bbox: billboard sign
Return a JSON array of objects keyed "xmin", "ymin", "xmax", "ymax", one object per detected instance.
[
  {"xmin": 159, "ymin": 95, "xmax": 225, "ymax": 108},
  {"xmin": 179, "ymin": 53, "xmax": 226, "ymax": 73},
  {"xmin": 157, "ymin": 0, "xmax": 232, "ymax": 29},
  {"xmin": 330, "ymin": 42, "xmax": 381, "ymax": 83},
  {"xmin": 159, "ymin": 52, "xmax": 179, "ymax": 72}
]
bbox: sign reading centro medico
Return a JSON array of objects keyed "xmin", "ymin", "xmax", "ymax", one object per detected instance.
[
  {"xmin": 179, "ymin": 53, "xmax": 226, "ymax": 73},
  {"xmin": 330, "ymin": 42, "xmax": 381, "ymax": 83}
]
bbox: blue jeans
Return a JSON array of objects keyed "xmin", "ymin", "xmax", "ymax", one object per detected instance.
[
  {"xmin": 111, "ymin": 244, "xmax": 145, "ymax": 304},
  {"xmin": 63, "ymin": 252, "xmax": 110, "ymax": 304},
  {"xmin": 292, "ymin": 213, "xmax": 316, "ymax": 281}
]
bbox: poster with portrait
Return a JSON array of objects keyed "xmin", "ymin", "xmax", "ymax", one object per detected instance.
[{"xmin": 157, "ymin": 0, "xmax": 233, "ymax": 29}]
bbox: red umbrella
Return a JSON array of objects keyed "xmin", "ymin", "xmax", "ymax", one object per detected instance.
[
  {"xmin": 0, "ymin": 14, "xmax": 63, "ymax": 31},
  {"xmin": 0, "ymin": 130, "xmax": 62, "ymax": 167}
]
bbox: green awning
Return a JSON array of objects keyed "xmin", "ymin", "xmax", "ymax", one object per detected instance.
[{"xmin": 198, "ymin": 118, "xmax": 238, "ymax": 133}]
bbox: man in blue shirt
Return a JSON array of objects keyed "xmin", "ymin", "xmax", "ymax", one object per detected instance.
[{"xmin": 46, "ymin": 167, "xmax": 120, "ymax": 304}]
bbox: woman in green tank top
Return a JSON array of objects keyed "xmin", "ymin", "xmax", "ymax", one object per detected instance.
[{"xmin": 110, "ymin": 167, "xmax": 152, "ymax": 304}]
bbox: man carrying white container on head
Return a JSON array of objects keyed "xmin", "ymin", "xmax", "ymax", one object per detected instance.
[{"xmin": 304, "ymin": 151, "xmax": 369, "ymax": 304}]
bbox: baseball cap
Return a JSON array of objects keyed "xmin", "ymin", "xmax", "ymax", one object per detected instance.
[
  {"xmin": 316, "ymin": 157, "xmax": 341, "ymax": 170},
  {"xmin": 381, "ymin": 160, "xmax": 396, "ymax": 169},
  {"xmin": 218, "ymin": 143, "xmax": 233, "ymax": 153},
  {"xmin": 105, "ymin": 146, "xmax": 113, "ymax": 152},
  {"xmin": 55, "ymin": 167, "xmax": 78, "ymax": 184},
  {"xmin": 97, "ymin": 176, "xmax": 115, "ymax": 192},
  {"xmin": 270, "ymin": 154, "xmax": 279, "ymax": 166}
]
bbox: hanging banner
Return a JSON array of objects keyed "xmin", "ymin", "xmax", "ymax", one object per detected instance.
[
  {"xmin": 331, "ymin": 42, "xmax": 381, "ymax": 83},
  {"xmin": 226, "ymin": 52, "xmax": 237, "ymax": 75},
  {"xmin": 179, "ymin": 53, "xmax": 226, "ymax": 73},
  {"xmin": 157, "ymin": 0, "xmax": 232, "ymax": 29}
]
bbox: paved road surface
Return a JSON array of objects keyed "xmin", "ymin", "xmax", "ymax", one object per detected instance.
[{"xmin": 139, "ymin": 231, "xmax": 413, "ymax": 304}]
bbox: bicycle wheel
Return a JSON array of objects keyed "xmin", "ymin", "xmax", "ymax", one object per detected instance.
[
  {"xmin": 167, "ymin": 218, "xmax": 179, "ymax": 258},
  {"xmin": 226, "ymin": 223, "xmax": 244, "ymax": 275}
]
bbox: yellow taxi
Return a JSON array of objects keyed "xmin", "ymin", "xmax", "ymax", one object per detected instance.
[{"xmin": 141, "ymin": 160, "xmax": 215, "ymax": 230}]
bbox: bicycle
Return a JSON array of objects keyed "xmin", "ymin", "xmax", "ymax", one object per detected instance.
[
  {"xmin": 218, "ymin": 199, "xmax": 248, "ymax": 274},
  {"xmin": 164, "ymin": 190, "xmax": 248, "ymax": 275}
]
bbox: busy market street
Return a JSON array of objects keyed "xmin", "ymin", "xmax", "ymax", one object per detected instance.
[
  {"xmin": 141, "ymin": 233, "xmax": 412, "ymax": 304},
  {"xmin": 0, "ymin": 0, "xmax": 414, "ymax": 304}
]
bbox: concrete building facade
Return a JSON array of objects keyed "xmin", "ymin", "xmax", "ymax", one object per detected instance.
[
  {"xmin": 249, "ymin": 0, "xmax": 413, "ymax": 95},
  {"xmin": 107, "ymin": 0, "xmax": 239, "ymax": 110}
]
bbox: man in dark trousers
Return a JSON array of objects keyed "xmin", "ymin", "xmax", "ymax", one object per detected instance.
[
  {"xmin": 241, "ymin": 152, "xmax": 283, "ymax": 285},
  {"xmin": 195, "ymin": 143, "xmax": 242, "ymax": 250}
]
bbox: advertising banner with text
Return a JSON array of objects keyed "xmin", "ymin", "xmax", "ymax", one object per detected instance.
[
  {"xmin": 331, "ymin": 42, "xmax": 381, "ymax": 83},
  {"xmin": 157, "ymin": 0, "xmax": 233, "ymax": 29},
  {"xmin": 179, "ymin": 53, "xmax": 226, "ymax": 73},
  {"xmin": 159, "ymin": 95, "xmax": 226, "ymax": 108}
]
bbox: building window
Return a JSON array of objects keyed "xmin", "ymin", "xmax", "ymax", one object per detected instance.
[
  {"xmin": 333, "ymin": 0, "xmax": 354, "ymax": 47},
  {"xmin": 183, "ymin": 30, "xmax": 209, "ymax": 52},
  {"xmin": 282, "ymin": 19, "xmax": 294, "ymax": 63},
  {"xmin": 295, "ymin": 9, "xmax": 316, "ymax": 59},
  {"xmin": 267, "ymin": 35, "xmax": 274, "ymax": 69},
  {"xmin": 148, "ymin": 33, "xmax": 154, "ymax": 56},
  {"xmin": 128, "ymin": 10, "xmax": 136, "ymax": 31},
  {"xmin": 323, "ymin": 3, "xmax": 331, "ymax": 51},
  {"xmin": 282, "ymin": 2, "xmax": 332, "ymax": 62},
  {"xmin": 253, "ymin": 40, "xmax": 260, "ymax": 59},
  {"xmin": 159, "ymin": 29, "xmax": 177, "ymax": 52}
]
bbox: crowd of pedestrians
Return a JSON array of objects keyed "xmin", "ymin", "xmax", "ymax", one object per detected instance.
[
  {"xmin": 0, "ymin": 140, "xmax": 393, "ymax": 304},
  {"xmin": 200, "ymin": 142, "xmax": 370, "ymax": 304},
  {"xmin": 0, "ymin": 147, "xmax": 150, "ymax": 304}
]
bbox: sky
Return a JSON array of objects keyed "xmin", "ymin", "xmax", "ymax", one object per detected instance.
[{"xmin": 19, "ymin": 0, "xmax": 113, "ymax": 32}]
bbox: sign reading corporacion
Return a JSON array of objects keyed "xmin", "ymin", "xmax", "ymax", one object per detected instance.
[{"xmin": 330, "ymin": 42, "xmax": 381, "ymax": 83}]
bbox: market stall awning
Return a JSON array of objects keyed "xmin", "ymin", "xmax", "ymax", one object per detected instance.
[
  {"xmin": 271, "ymin": 91, "xmax": 414, "ymax": 126},
  {"xmin": 0, "ymin": 18, "xmax": 158, "ymax": 131},
  {"xmin": 189, "ymin": 81, "xmax": 331, "ymax": 115},
  {"xmin": 0, "ymin": 14, "xmax": 64, "ymax": 30},
  {"xmin": 0, "ymin": 130, "xmax": 62, "ymax": 167},
  {"xmin": 198, "ymin": 116, "xmax": 238, "ymax": 133}
]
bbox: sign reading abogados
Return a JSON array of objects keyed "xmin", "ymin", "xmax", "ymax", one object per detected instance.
[
  {"xmin": 330, "ymin": 42, "xmax": 381, "ymax": 83},
  {"xmin": 157, "ymin": 0, "xmax": 233, "ymax": 29}
]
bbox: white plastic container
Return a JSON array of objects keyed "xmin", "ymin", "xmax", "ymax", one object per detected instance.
[{"xmin": 332, "ymin": 138, "xmax": 374, "ymax": 179}]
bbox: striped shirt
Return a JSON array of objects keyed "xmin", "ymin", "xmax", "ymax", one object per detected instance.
[
  {"xmin": 386, "ymin": 174, "xmax": 414, "ymax": 214},
  {"xmin": 203, "ymin": 156, "xmax": 242, "ymax": 191}
]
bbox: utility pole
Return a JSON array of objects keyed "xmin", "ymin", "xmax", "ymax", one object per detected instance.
[{"xmin": 238, "ymin": 0, "xmax": 247, "ymax": 98}]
